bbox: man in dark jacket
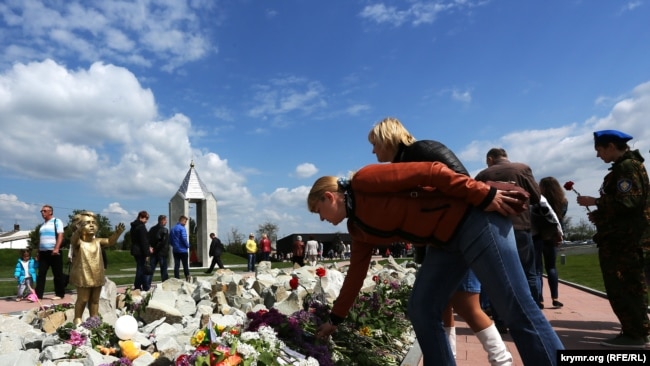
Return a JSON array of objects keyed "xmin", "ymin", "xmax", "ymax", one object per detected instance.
[
  {"xmin": 147, "ymin": 215, "xmax": 169, "ymax": 284},
  {"xmin": 129, "ymin": 210, "xmax": 151, "ymax": 291},
  {"xmin": 205, "ymin": 233, "xmax": 225, "ymax": 273}
]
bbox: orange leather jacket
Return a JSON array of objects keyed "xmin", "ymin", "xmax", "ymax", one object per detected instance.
[{"xmin": 330, "ymin": 162, "xmax": 496, "ymax": 323}]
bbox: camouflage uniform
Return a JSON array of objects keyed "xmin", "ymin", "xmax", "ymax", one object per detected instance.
[{"xmin": 591, "ymin": 149, "xmax": 650, "ymax": 339}]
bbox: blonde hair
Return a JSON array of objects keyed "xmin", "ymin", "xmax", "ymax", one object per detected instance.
[
  {"xmin": 367, "ymin": 117, "xmax": 417, "ymax": 156},
  {"xmin": 307, "ymin": 176, "xmax": 340, "ymax": 212}
]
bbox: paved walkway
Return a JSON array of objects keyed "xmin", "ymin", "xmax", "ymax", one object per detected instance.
[
  {"xmin": 0, "ymin": 270, "xmax": 633, "ymax": 365},
  {"xmin": 419, "ymin": 281, "xmax": 627, "ymax": 366}
]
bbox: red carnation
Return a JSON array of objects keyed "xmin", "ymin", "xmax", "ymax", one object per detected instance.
[
  {"xmin": 563, "ymin": 181, "xmax": 574, "ymax": 191},
  {"xmin": 563, "ymin": 180, "xmax": 591, "ymax": 212},
  {"xmin": 372, "ymin": 275, "xmax": 379, "ymax": 282},
  {"xmin": 289, "ymin": 277, "xmax": 299, "ymax": 290},
  {"xmin": 315, "ymin": 267, "xmax": 326, "ymax": 277}
]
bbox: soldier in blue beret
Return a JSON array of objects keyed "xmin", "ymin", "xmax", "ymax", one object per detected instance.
[
  {"xmin": 577, "ymin": 129, "xmax": 650, "ymax": 348},
  {"xmin": 593, "ymin": 129, "xmax": 633, "ymax": 146}
]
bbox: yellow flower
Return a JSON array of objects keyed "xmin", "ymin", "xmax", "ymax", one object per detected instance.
[
  {"xmin": 359, "ymin": 326, "xmax": 371, "ymax": 336},
  {"xmin": 217, "ymin": 324, "xmax": 226, "ymax": 333},
  {"xmin": 191, "ymin": 329, "xmax": 206, "ymax": 346}
]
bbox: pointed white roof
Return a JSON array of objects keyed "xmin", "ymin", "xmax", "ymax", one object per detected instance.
[{"xmin": 176, "ymin": 161, "xmax": 211, "ymax": 200}]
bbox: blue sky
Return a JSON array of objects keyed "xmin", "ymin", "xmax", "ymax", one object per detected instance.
[{"xmin": 1, "ymin": 0, "xmax": 649, "ymax": 241}]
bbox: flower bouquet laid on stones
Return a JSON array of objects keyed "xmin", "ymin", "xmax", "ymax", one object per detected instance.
[{"xmin": 175, "ymin": 261, "xmax": 415, "ymax": 366}]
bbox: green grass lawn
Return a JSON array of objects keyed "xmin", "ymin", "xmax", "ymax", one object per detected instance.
[
  {"xmin": 1, "ymin": 248, "xmax": 605, "ymax": 298},
  {"xmin": 555, "ymin": 251, "xmax": 605, "ymax": 292}
]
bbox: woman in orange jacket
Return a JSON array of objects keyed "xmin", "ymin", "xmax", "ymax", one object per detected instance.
[{"xmin": 308, "ymin": 162, "xmax": 563, "ymax": 366}]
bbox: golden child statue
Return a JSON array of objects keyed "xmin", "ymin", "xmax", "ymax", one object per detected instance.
[{"xmin": 69, "ymin": 211, "xmax": 125, "ymax": 325}]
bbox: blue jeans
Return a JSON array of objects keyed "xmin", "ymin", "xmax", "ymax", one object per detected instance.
[
  {"xmin": 173, "ymin": 252, "xmax": 189, "ymax": 279},
  {"xmin": 515, "ymin": 230, "xmax": 539, "ymax": 300},
  {"xmin": 456, "ymin": 269, "xmax": 481, "ymax": 293},
  {"xmin": 533, "ymin": 235, "xmax": 544, "ymax": 302},
  {"xmin": 247, "ymin": 253, "xmax": 256, "ymax": 272},
  {"xmin": 542, "ymin": 240, "xmax": 559, "ymax": 300},
  {"xmin": 408, "ymin": 209, "xmax": 563, "ymax": 366},
  {"xmin": 133, "ymin": 255, "xmax": 150, "ymax": 291},
  {"xmin": 149, "ymin": 255, "xmax": 169, "ymax": 283}
]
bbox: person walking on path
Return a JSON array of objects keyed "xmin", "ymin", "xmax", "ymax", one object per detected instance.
[
  {"xmin": 245, "ymin": 233, "xmax": 257, "ymax": 272},
  {"xmin": 305, "ymin": 235, "xmax": 319, "ymax": 266},
  {"xmin": 147, "ymin": 215, "xmax": 170, "ymax": 284},
  {"xmin": 205, "ymin": 233, "xmax": 225, "ymax": 273},
  {"xmin": 292, "ymin": 235, "xmax": 305, "ymax": 267},
  {"xmin": 368, "ymin": 117, "xmax": 512, "ymax": 364},
  {"xmin": 576, "ymin": 129, "xmax": 650, "ymax": 348},
  {"xmin": 259, "ymin": 233, "xmax": 272, "ymax": 262},
  {"xmin": 129, "ymin": 210, "xmax": 151, "ymax": 291},
  {"xmin": 170, "ymin": 215, "xmax": 191, "ymax": 281},
  {"xmin": 14, "ymin": 249, "xmax": 38, "ymax": 301},
  {"xmin": 536, "ymin": 177, "xmax": 567, "ymax": 308},
  {"xmin": 308, "ymin": 162, "xmax": 563, "ymax": 366},
  {"xmin": 35, "ymin": 205, "xmax": 66, "ymax": 300}
]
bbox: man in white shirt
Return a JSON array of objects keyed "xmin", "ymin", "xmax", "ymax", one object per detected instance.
[{"xmin": 36, "ymin": 205, "xmax": 66, "ymax": 300}]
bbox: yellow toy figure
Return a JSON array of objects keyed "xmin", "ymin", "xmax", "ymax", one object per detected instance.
[
  {"xmin": 118, "ymin": 340, "xmax": 148, "ymax": 361},
  {"xmin": 69, "ymin": 211, "xmax": 125, "ymax": 325}
]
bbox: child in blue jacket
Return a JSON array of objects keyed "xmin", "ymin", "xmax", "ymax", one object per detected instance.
[{"xmin": 14, "ymin": 249, "xmax": 38, "ymax": 301}]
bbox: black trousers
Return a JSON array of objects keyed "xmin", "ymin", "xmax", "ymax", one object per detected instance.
[
  {"xmin": 36, "ymin": 250, "xmax": 65, "ymax": 299},
  {"xmin": 207, "ymin": 255, "xmax": 224, "ymax": 271}
]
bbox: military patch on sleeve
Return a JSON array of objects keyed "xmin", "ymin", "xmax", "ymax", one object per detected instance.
[{"xmin": 617, "ymin": 179, "xmax": 633, "ymax": 192}]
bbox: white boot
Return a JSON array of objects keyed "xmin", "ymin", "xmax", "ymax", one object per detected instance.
[
  {"xmin": 476, "ymin": 324, "xmax": 513, "ymax": 366},
  {"xmin": 444, "ymin": 326, "xmax": 457, "ymax": 358}
]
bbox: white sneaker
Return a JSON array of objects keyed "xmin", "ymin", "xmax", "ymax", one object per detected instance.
[{"xmin": 51, "ymin": 296, "xmax": 62, "ymax": 300}]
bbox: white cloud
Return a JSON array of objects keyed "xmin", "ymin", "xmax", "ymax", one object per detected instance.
[
  {"xmin": 0, "ymin": 194, "xmax": 38, "ymax": 231},
  {"xmin": 346, "ymin": 104, "xmax": 371, "ymax": 115},
  {"xmin": 359, "ymin": 1, "xmax": 484, "ymax": 27},
  {"xmin": 620, "ymin": 1, "xmax": 642, "ymax": 13},
  {"xmin": 263, "ymin": 185, "xmax": 311, "ymax": 208},
  {"xmin": 295, "ymin": 163, "xmax": 318, "ymax": 178},
  {"xmin": 0, "ymin": 59, "xmax": 155, "ymax": 179},
  {"xmin": 460, "ymin": 80, "xmax": 650, "ymax": 226},
  {"xmin": 0, "ymin": 0, "xmax": 213, "ymax": 71},
  {"xmin": 0, "ymin": 59, "xmax": 260, "ymax": 234},
  {"xmin": 451, "ymin": 88, "xmax": 472, "ymax": 103},
  {"xmin": 248, "ymin": 78, "xmax": 327, "ymax": 118}
]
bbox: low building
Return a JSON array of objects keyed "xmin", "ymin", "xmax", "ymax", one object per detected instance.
[
  {"xmin": 0, "ymin": 224, "xmax": 31, "ymax": 250},
  {"xmin": 276, "ymin": 233, "xmax": 351, "ymax": 258}
]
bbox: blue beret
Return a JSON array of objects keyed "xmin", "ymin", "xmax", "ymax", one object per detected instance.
[{"xmin": 593, "ymin": 129, "xmax": 633, "ymax": 145}]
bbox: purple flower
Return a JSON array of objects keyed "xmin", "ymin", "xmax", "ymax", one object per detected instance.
[
  {"xmin": 81, "ymin": 315, "xmax": 102, "ymax": 330},
  {"xmin": 67, "ymin": 330, "xmax": 87, "ymax": 347}
]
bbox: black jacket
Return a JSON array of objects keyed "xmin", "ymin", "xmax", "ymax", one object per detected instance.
[
  {"xmin": 148, "ymin": 224, "xmax": 170, "ymax": 257},
  {"xmin": 129, "ymin": 219, "xmax": 149, "ymax": 257},
  {"xmin": 209, "ymin": 237, "xmax": 224, "ymax": 257},
  {"xmin": 393, "ymin": 140, "xmax": 469, "ymax": 175}
]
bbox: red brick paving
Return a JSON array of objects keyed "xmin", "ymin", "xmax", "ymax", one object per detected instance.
[{"xmin": 426, "ymin": 281, "xmax": 626, "ymax": 365}]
